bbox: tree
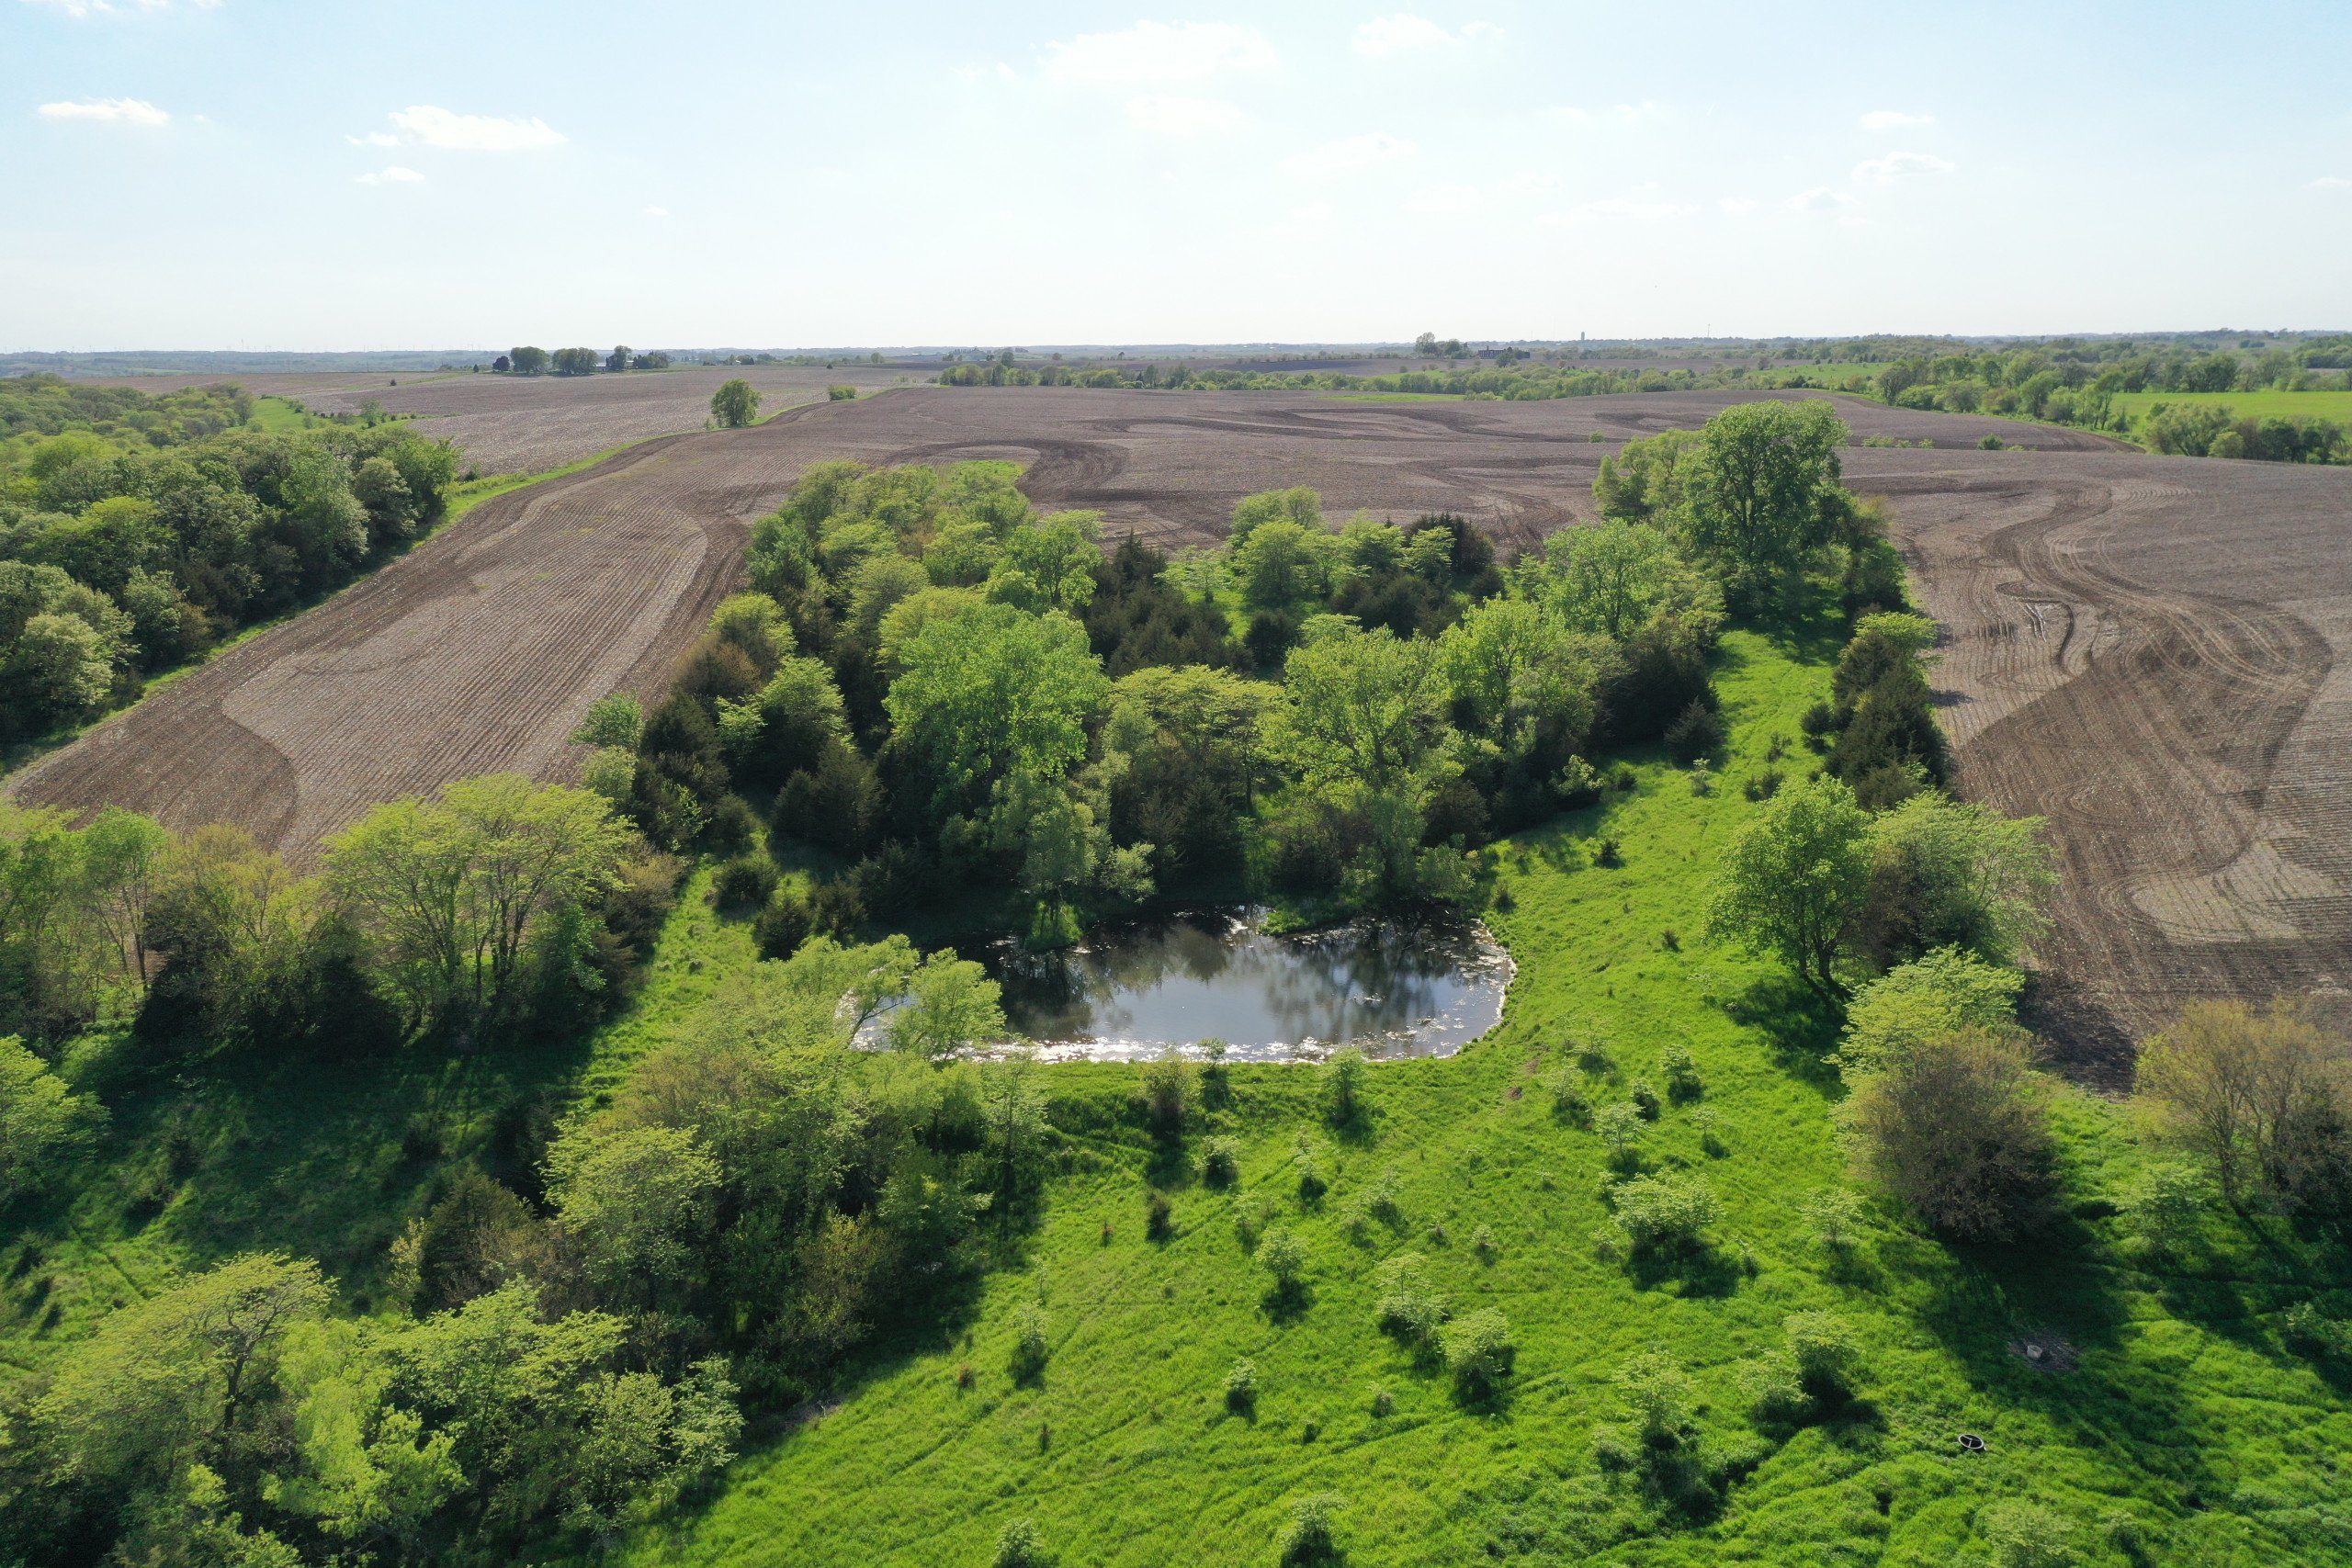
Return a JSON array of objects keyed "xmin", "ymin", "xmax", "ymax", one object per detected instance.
[
  {"xmin": 884, "ymin": 603, "xmax": 1108, "ymax": 818},
  {"xmin": 1681, "ymin": 400, "xmax": 1850, "ymax": 598},
  {"xmin": 1708, "ymin": 774, "xmax": 1873, "ymax": 999},
  {"xmin": 551, "ymin": 347, "xmax": 600, "ymax": 377},
  {"xmin": 1592, "ymin": 429, "xmax": 1701, "ymax": 525},
  {"xmin": 0, "ymin": 1034, "xmax": 104, "ymax": 1198},
  {"xmin": 6, "ymin": 611, "xmax": 115, "ymax": 730},
  {"xmin": 1102, "ymin": 664, "xmax": 1271, "ymax": 877},
  {"xmin": 508, "ymin": 346, "xmax": 549, "ymax": 376},
  {"xmin": 884, "ymin": 951, "xmax": 1006, "ymax": 1059},
  {"xmin": 570, "ymin": 693, "xmax": 643, "ymax": 750},
  {"xmin": 606, "ymin": 344, "xmax": 632, "ymax": 374},
  {"xmin": 1274, "ymin": 623, "xmax": 1453, "ymax": 800},
  {"xmin": 2135, "ymin": 999, "xmax": 2351, "ymax": 1211},
  {"xmin": 1845, "ymin": 1026, "xmax": 2056, "ymax": 1240},
  {"xmin": 492, "ymin": 355, "xmax": 512, "ymax": 374},
  {"xmin": 1857, "ymin": 794, "xmax": 2055, "ymax": 970},
  {"xmin": 1529, "ymin": 516, "xmax": 1721, "ymax": 641},
  {"xmin": 1837, "ymin": 947, "xmax": 2023, "ymax": 1078},
  {"xmin": 710, "ymin": 378, "xmax": 761, "ymax": 429},
  {"xmin": 75, "ymin": 806, "xmax": 171, "ymax": 987},
  {"xmin": 547, "ymin": 1124, "xmax": 721, "ymax": 1305},
  {"xmin": 1439, "ymin": 596, "xmax": 1605, "ymax": 761},
  {"xmin": 986, "ymin": 512, "xmax": 1103, "ymax": 615},
  {"xmin": 35, "ymin": 1254, "xmax": 331, "ymax": 1491},
  {"xmin": 323, "ymin": 775, "xmax": 631, "ymax": 1029}
]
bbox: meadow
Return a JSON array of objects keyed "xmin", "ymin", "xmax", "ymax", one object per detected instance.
[
  {"xmin": 603, "ymin": 616, "xmax": 2352, "ymax": 1568},
  {"xmin": 2109, "ymin": 389, "xmax": 2352, "ymax": 424}
]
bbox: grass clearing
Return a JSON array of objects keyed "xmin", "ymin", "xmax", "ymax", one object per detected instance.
[
  {"xmin": 609, "ymin": 609, "xmax": 2352, "ymax": 1567},
  {"xmin": 2110, "ymin": 389, "xmax": 2352, "ymax": 424}
]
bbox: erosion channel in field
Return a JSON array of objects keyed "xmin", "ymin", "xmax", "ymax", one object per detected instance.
[{"xmin": 969, "ymin": 906, "xmax": 1511, "ymax": 1061}]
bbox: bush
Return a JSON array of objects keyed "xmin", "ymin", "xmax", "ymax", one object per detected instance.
[
  {"xmin": 1801, "ymin": 1188, "xmax": 1864, "ymax": 1253},
  {"xmin": 995, "ymin": 1518, "xmax": 1048, "ymax": 1568},
  {"xmin": 1783, "ymin": 1310, "xmax": 1866, "ymax": 1396},
  {"xmin": 1439, "ymin": 1308, "xmax": 1513, "ymax": 1400},
  {"xmin": 1320, "ymin": 1048, "xmax": 1368, "ymax": 1126},
  {"xmin": 1294, "ymin": 1135, "xmax": 1329, "ymax": 1202},
  {"xmin": 1137, "ymin": 1045, "xmax": 1196, "ymax": 1134},
  {"xmin": 1664, "ymin": 698, "xmax": 1725, "ymax": 765},
  {"xmin": 1661, "ymin": 1043, "xmax": 1702, "ymax": 1101},
  {"xmin": 1629, "ymin": 1079, "xmax": 1662, "ymax": 1121},
  {"xmin": 827, "ymin": 384, "xmax": 857, "ymax": 401},
  {"xmin": 752, "ymin": 885, "xmax": 815, "ymax": 959},
  {"xmin": 1224, "ymin": 1356, "xmax": 1257, "ymax": 1413},
  {"xmin": 712, "ymin": 854, "xmax": 778, "ymax": 912},
  {"xmin": 1277, "ymin": 1494, "xmax": 1343, "ymax": 1566},
  {"xmin": 1471, "ymin": 1224, "xmax": 1498, "ymax": 1262},
  {"xmin": 1615, "ymin": 1351, "xmax": 1695, "ymax": 1446},
  {"xmin": 2135, "ymin": 998, "xmax": 2352, "ymax": 1212},
  {"xmin": 1548, "ymin": 1070, "xmax": 1591, "ymax": 1125},
  {"xmin": 1594, "ymin": 1101, "xmax": 1645, "ymax": 1169},
  {"xmin": 2121, "ymin": 1163, "xmax": 2208, "ymax": 1256},
  {"xmin": 1611, "ymin": 1172, "xmax": 1721, "ymax": 1254},
  {"xmin": 1373, "ymin": 1252, "xmax": 1446, "ymax": 1345},
  {"xmin": 1145, "ymin": 1192, "xmax": 1173, "ymax": 1241},
  {"xmin": 1740, "ymin": 1354, "xmax": 1806, "ymax": 1420},
  {"xmin": 1846, "ymin": 1026, "xmax": 2056, "ymax": 1240},
  {"xmin": 1010, "ymin": 1303, "xmax": 1049, "ymax": 1383},
  {"xmin": 1256, "ymin": 1224, "xmax": 1306, "ymax": 1289},
  {"xmin": 1199, "ymin": 1135, "xmax": 1241, "ymax": 1188}
]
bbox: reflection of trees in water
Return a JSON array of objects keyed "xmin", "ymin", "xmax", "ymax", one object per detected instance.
[{"xmin": 991, "ymin": 908, "xmax": 1492, "ymax": 1052}]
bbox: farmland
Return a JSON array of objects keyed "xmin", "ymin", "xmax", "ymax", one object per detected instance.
[
  {"xmin": 2109, "ymin": 389, "xmax": 2352, "ymax": 424},
  {"xmin": 18, "ymin": 383, "xmax": 2352, "ymax": 1067}
]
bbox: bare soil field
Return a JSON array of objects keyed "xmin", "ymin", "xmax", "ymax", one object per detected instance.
[{"xmin": 17, "ymin": 382, "xmax": 2345, "ymax": 1075}]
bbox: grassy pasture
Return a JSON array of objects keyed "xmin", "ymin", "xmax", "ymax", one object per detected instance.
[
  {"xmin": 2110, "ymin": 389, "xmax": 2352, "ymax": 423},
  {"xmin": 610, "ymin": 614, "xmax": 2352, "ymax": 1568}
]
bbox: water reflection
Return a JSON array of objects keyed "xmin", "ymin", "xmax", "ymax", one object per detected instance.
[{"xmin": 978, "ymin": 908, "xmax": 1510, "ymax": 1063}]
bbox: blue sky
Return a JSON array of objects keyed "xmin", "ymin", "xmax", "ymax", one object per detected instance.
[{"xmin": 5, "ymin": 0, "xmax": 2348, "ymax": 350}]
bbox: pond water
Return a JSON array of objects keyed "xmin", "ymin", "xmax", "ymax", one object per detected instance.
[{"xmin": 978, "ymin": 908, "xmax": 1511, "ymax": 1063}]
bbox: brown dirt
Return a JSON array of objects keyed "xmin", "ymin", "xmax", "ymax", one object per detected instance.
[{"xmin": 13, "ymin": 385, "xmax": 2343, "ymax": 1083}]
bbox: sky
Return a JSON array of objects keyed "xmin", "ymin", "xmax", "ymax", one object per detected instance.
[{"xmin": 4, "ymin": 0, "xmax": 2349, "ymax": 351}]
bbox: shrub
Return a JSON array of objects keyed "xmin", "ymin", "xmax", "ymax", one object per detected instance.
[
  {"xmin": 1224, "ymin": 1357, "xmax": 1257, "ymax": 1414},
  {"xmin": 1783, "ymin": 1310, "xmax": 1866, "ymax": 1396},
  {"xmin": 1690, "ymin": 1107, "xmax": 1728, "ymax": 1157},
  {"xmin": 712, "ymin": 854, "xmax": 778, "ymax": 912},
  {"xmin": 1277, "ymin": 1494, "xmax": 1343, "ymax": 1566},
  {"xmin": 1801, "ymin": 1188, "xmax": 1864, "ymax": 1253},
  {"xmin": 1977, "ymin": 1500, "xmax": 2081, "ymax": 1568},
  {"xmin": 1740, "ymin": 1354, "xmax": 1806, "ymax": 1420},
  {"xmin": 1742, "ymin": 767, "xmax": 1782, "ymax": 801},
  {"xmin": 1145, "ymin": 1192, "xmax": 1173, "ymax": 1241},
  {"xmin": 1256, "ymin": 1224, "xmax": 1306, "ymax": 1289},
  {"xmin": 1369, "ymin": 1386, "xmax": 1394, "ymax": 1417},
  {"xmin": 2121, "ymin": 1163, "xmax": 2208, "ymax": 1256},
  {"xmin": 1232, "ymin": 1193, "xmax": 1268, "ymax": 1247},
  {"xmin": 1845, "ymin": 1026, "xmax": 2057, "ymax": 1241},
  {"xmin": 1615, "ymin": 1351, "xmax": 1695, "ymax": 1447},
  {"xmin": 1629, "ymin": 1079, "xmax": 1662, "ymax": 1121},
  {"xmin": 1472, "ymin": 1224, "xmax": 1498, "ymax": 1262},
  {"xmin": 1137, "ymin": 1045, "xmax": 1196, "ymax": 1134},
  {"xmin": 1439, "ymin": 1308, "xmax": 1513, "ymax": 1401},
  {"xmin": 1374, "ymin": 1252, "xmax": 1446, "ymax": 1345},
  {"xmin": 1548, "ymin": 1070, "xmax": 1591, "ymax": 1125},
  {"xmin": 1320, "ymin": 1048, "xmax": 1368, "ymax": 1126},
  {"xmin": 994, "ymin": 1518, "xmax": 1048, "ymax": 1568},
  {"xmin": 1595, "ymin": 1101, "xmax": 1645, "ymax": 1168},
  {"xmin": 2135, "ymin": 998, "xmax": 2352, "ymax": 1212},
  {"xmin": 1198, "ymin": 1135, "xmax": 1241, "ymax": 1188},
  {"xmin": 1010, "ymin": 1303, "xmax": 1049, "ymax": 1383},
  {"xmin": 1661, "ymin": 1043, "xmax": 1702, "ymax": 1100},
  {"xmin": 1294, "ymin": 1134, "xmax": 1329, "ymax": 1203},
  {"xmin": 1611, "ymin": 1172, "xmax": 1721, "ymax": 1254},
  {"xmin": 1363, "ymin": 1165, "xmax": 1404, "ymax": 1224},
  {"xmin": 751, "ymin": 885, "xmax": 815, "ymax": 959},
  {"xmin": 1593, "ymin": 836, "xmax": 1623, "ymax": 868},
  {"xmin": 1664, "ymin": 698, "xmax": 1725, "ymax": 765},
  {"xmin": 2281, "ymin": 1300, "xmax": 2352, "ymax": 1359},
  {"xmin": 827, "ymin": 384, "xmax": 857, "ymax": 401}
]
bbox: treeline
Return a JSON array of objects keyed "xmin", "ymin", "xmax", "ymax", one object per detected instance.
[
  {"xmin": 940, "ymin": 355, "xmax": 1724, "ymax": 400},
  {"xmin": 492, "ymin": 345, "xmax": 673, "ymax": 376},
  {"xmin": 0, "ymin": 739, "xmax": 1054, "ymax": 1564},
  {"xmin": 0, "ymin": 378, "xmax": 459, "ymax": 739},
  {"xmin": 574, "ymin": 400, "xmax": 1895, "ymax": 951}
]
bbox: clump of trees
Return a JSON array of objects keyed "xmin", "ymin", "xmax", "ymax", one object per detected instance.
[
  {"xmin": 710, "ymin": 378, "xmax": 761, "ymax": 429},
  {"xmin": 0, "ymin": 380, "xmax": 458, "ymax": 739}
]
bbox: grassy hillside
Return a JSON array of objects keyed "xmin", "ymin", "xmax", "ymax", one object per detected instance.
[
  {"xmin": 2109, "ymin": 389, "xmax": 2352, "ymax": 423},
  {"xmin": 605, "ymin": 618, "xmax": 2352, "ymax": 1567}
]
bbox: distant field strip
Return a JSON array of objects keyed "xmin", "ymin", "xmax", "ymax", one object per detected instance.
[{"xmin": 2110, "ymin": 389, "xmax": 2352, "ymax": 423}]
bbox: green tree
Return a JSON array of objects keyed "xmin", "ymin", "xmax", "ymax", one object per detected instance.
[
  {"xmin": 884, "ymin": 603, "xmax": 1108, "ymax": 818},
  {"xmin": 1273, "ymin": 623, "xmax": 1452, "ymax": 800},
  {"xmin": 1837, "ymin": 947, "xmax": 2024, "ymax": 1078},
  {"xmin": 508, "ymin": 345, "xmax": 550, "ymax": 376},
  {"xmin": 0, "ymin": 1033, "xmax": 105, "ymax": 1198},
  {"xmin": 547, "ymin": 1124, "xmax": 722, "ymax": 1305},
  {"xmin": 885, "ymin": 950, "xmax": 1007, "ymax": 1059},
  {"xmin": 1845, "ymin": 1026, "xmax": 2057, "ymax": 1240},
  {"xmin": 606, "ymin": 344, "xmax": 633, "ymax": 373},
  {"xmin": 1439, "ymin": 596, "xmax": 1605, "ymax": 761},
  {"xmin": 1681, "ymin": 400, "xmax": 1851, "ymax": 598},
  {"xmin": 1528, "ymin": 516, "xmax": 1721, "ymax": 641},
  {"xmin": 36, "ymin": 1254, "xmax": 331, "ymax": 1491},
  {"xmin": 1708, "ymin": 774, "xmax": 1873, "ymax": 999},
  {"xmin": 986, "ymin": 512, "xmax": 1103, "ymax": 615},
  {"xmin": 710, "ymin": 378, "xmax": 762, "ymax": 429},
  {"xmin": 323, "ymin": 775, "xmax": 631, "ymax": 1028},
  {"xmin": 1859, "ymin": 794, "xmax": 2055, "ymax": 970}
]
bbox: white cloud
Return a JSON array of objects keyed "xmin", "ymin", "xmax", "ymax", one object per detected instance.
[
  {"xmin": 1352, "ymin": 13, "xmax": 1497, "ymax": 56},
  {"xmin": 1785, "ymin": 186, "xmax": 1854, "ymax": 212},
  {"xmin": 1283, "ymin": 130, "xmax": 1416, "ymax": 179},
  {"xmin": 1718, "ymin": 196, "xmax": 1760, "ymax": 215},
  {"xmin": 1125, "ymin": 95, "xmax": 1249, "ymax": 136},
  {"xmin": 37, "ymin": 96, "xmax": 169, "ymax": 126},
  {"xmin": 642, "ymin": 204, "xmax": 670, "ymax": 217},
  {"xmin": 1042, "ymin": 20, "xmax": 1274, "ymax": 85},
  {"xmin": 1852, "ymin": 149, "xmax": 1955, "ymax": 184},
  {"xmin": 1859, "ymin": 109, "xmax": 1933, "ymax": 130},
  {"xmin": 345, "ymin": 130, "xmax": 400, "ymax": 147},
  {"xmin": 356, "ymin": 165, "xmax": 424, "ymax": 186},
  {"xmin": 380, "ymin": 105, "xmax": 565, "ymax": 152},
  {"xmin": 1411, "ymin": 170, "xmax": 1560, "ymax": 217},
  {"xmin": 1547, "ymin": 100, "xmax": 1667, "ymax": 127},
  {"xmin": 2311, "ymin": 175, "xmax": 2351, "ymax": 189},
  {"xmin": 1566, "ymin": 194, "xmax": 1697, "ymax": 222}
]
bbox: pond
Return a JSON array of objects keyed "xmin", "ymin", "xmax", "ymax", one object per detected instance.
[{"xmin": 976, "ymin": 907, "xmax": 1512, "ymax": 1063}]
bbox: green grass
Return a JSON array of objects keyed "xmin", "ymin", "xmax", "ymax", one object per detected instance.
[
  {"xmin": 612, "ymin": 613, "xmax": 2352, "ymax": 1568},
  {"xmin": 247, "ymin": 395, "xmax": 333, "ymax": 433},
  {"xmin": 2110, "ymin": 389, "xmax": 2352, "ymax": 423},
  {"xmin": 1321, "ymin": 392, "xmax": 1468, "ymax": 403}
]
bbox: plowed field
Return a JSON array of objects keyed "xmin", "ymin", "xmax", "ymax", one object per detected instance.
[{"xmin": 13, "ymin": 384, "xmax": 2346, "ymax": 1072}]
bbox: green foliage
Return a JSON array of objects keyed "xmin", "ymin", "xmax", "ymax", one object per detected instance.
[
  {"xmin": 1138, "ymin": 1044, "xmax": 1198, "ymax": 1134},
  {"xmin": 1010, "ymin": 1303, "xmax": 1050, "ymax": 1383},
  {"xmin": 1437, "ymin": 1307, "xmax": 1513, "ymax": 1401},
  {"xmin": 571, "ymin": 692, "xmax": 644, "ymax": 750},
  {"xmin": 1782, "ymin": 1310, "xmax": 1867, "ymax": 1395},
  {"xmin": 1255, "ymin": 1224, "xmax": 1306, "ymax": 1289},
  {"xmin": 0, "ymin": 1032, "xmax": 104, "ymax": 1195},
  {"xmin": 1223, "ymin": 1356, "xmax": 1257, "ymax": 1413},
  {"xmin": 995, "ymin": 1517, "xmax": 1049, "ymax": 1568},
  {"xmin": 1845, "ymin": 1027, "xmax": 2057, "ymax": 1240},
  {"xmin": 1977, "ymin": 1500, "xmax": 2083, "ymax": 1568},
  {"xmin": 1838, "ymin": 947, "xmax": 2025, "ymax": 1078},
  {"xmin": 1610, "ymin": 1171, "xmax": 1722, "ymax": 1253},
  {"xmin": 1319, "ymin": 1047, "xmax": 1368, "ymax": 1127},
  {"xmin": 1277, "ymin": 1493, "xmax": 1343, "ymax": 1566},
  {"xmin": 710, "ymin": 378, "xmax": 761, "ymax": 429},
  {"xmin": 1708, "ymin": 773, "xmax": 1873, "ymax": 998}
]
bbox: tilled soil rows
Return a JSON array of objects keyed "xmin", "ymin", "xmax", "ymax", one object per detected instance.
[{"xmin": 16, "ymin": 384, "xmax": 2342, "ymax": 1074}]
